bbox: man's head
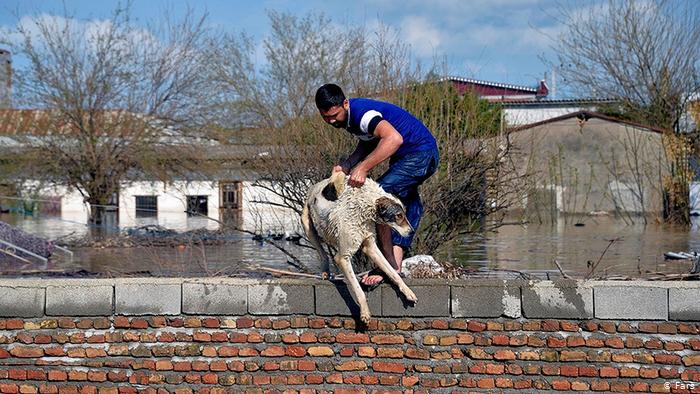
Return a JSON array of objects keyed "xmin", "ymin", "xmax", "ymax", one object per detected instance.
[{"xmin": 315, "ymin": 83, "xmax": 349, "ymax": 129}]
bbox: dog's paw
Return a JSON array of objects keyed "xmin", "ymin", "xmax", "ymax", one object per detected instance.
[
  {"xmin": 360, "ymin": 311, "xmax": 371, "ymax": 324},
  {"xmin": 403, "ymin": 288, "xmax": 418, "ymax": 303}
]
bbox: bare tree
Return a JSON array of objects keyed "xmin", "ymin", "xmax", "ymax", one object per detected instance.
[
  {"xmin": 208, "ymin": 11, "xmax": 520, "ymax": 260},
  {"xmin": 550, "ymin": 0, "xmax": 700, "ymax": 222},
  {"xmin": 396, "ymin": 81, "xmax": 524, "ymax": 256},
  {"xmin": 2, "ymin": 5, "xmax": 217, "ymax": 224}
]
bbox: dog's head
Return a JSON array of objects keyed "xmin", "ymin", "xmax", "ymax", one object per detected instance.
[{"xmin": 376, "ymin": 197, "xmax": 412, "ymax": 237}]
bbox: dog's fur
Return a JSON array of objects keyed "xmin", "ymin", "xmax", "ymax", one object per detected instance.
[{"xmin": 301, "ymin": 172, "xmax": 417, "ymax": 323}]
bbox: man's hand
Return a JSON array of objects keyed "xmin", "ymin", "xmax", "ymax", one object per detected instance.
[
  {"xmin": 332, "ymin": 165, "xmax": 348, "ymax": 175},
  {"xmin": 348, "ymin": 165, "xmax": 368, "ymax": 187}
]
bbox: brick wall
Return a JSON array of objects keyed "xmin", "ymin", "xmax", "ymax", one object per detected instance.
[{"xmin": 0, "ymin": 278, "xmax": 698, "ymax": 393}]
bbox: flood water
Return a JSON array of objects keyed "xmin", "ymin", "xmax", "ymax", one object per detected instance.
[{"xmin": 1, "ymin": 212, "xmax": 698, "ymax": 279}]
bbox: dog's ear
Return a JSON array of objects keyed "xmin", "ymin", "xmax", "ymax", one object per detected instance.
[
  {"xmin": 376, "ymin": 197, "xmax": 406, "ymax": 223},
  {"xmin": 322, "ymin": 172, "xmax": 346, "ymax": 201},
  {"xmin": 330, "ymin": 172, "xmax": 346, "ymax": 195}
]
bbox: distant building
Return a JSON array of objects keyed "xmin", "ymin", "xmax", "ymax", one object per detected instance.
[
  {"xmin": 499, "ymin": 98, "xmax": 618, "ymax": 126},
  {"xmin": 444, "ymin": 76, "xmax": 549, "ymax": 101},
  {"xmin": 494, "ymin": 110, "xmax": 670, "ymax": 217},
  {"xmin": 443, "ymin": 76, "xmax": 617, "ymax": 127},
  {"xmin": 0, "ymin": 49, "xmax": 10, "ymax": 108}
]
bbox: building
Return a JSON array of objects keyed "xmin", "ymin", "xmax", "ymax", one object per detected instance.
[
  {"xmin": 494, "ymin": 110, "xmax": 670, "ymax": 218},
  {"xmin": 444, "ymin": 76, "xmax": 549, "ymax": 101},
  {"xmin": 0, "ymin": 108, "xmax": 298, "ymax": 234}
]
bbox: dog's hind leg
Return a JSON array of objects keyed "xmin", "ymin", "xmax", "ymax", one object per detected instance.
[
  {"xmin": 334, "ymin": 252, "xmax": 371, "ymax": 324},
  {"xmin": 361, "ymin": 237, "xmax": 417, "ymax": 303},
  {"xmin": 301, "ymin": 203, "xmax": 331, "ymax": 275}
]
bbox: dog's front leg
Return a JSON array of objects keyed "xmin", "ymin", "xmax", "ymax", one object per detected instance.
[
  {"xmin": 334, "ymin": 254, "xmax": 371, "ymax": 324},
  {"xmin": 361, "ymin": 238, "xmax": 417, "ymax": 303}
]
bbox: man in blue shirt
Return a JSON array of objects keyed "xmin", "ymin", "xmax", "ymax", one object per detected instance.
[{"xmin": 315, "ymin": 83, "xmax": 440, "ymax": 287}]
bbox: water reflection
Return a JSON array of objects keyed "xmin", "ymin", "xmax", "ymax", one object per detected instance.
[
  {"xmin": 454, "ymin": 215, "xmax": 700, "ymax": 277},
  {"xmin": 2, "ymin": 212, "xmax": 699, "ymax": 278}
]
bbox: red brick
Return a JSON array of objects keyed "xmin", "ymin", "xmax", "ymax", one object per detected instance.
[
  {"xmin": 47, "ymin": 371, "xmax": 67, "ymax": 382},
  {"xmin": 371, "ymin": 335, "xmax": 404, "ymax": 344},
  {"xmin": 87, "ymin": 371, "xmax": 106, "ymax": 382},
  {"xmin": 372, "ymin": 362, "xmax": 405, "ymax": 373},
  {"xmin": 605, "ymin": 337, "xmax": 624, "ymax": 348},
  {"xmin": 297, "ymin": 360, "xmax": 316, "ymax": 371},
  {"xmin": 541, "ymin": 320, "xmax": 560, "ymax": 331},
  {"xmin": 486, "ymin": 364, "xmax": 505, "ymax": 375},
  {"xmin": 201, "ymin": 373, "xmax": 218, "ymax": 385},
  {"xmin": 261, "ymin": 346, "xmax": 285, "ymax": 357},
  {"xmin": 610, "ymin": 381, "xmax": 630, "ymax": 392},
  {"xmin": 561, "ymin": 365, "xmax": 579, "ymax": 377},
  {"xmin": 335, "ymin": 333, "xmax": 369, "ymax": 343},
  {"xmin": 551, "ymin": 380, "xmax": 571, "ymax": 390},
  {"xmin": 238, "ymin": 348, "xmax": 259, "ymax": 357},
  {"xmin": 476, "ymin": 378, "xmax": 495, "ymax": 389},
  {"xmin": 236, "ymin": 318, "xmax": 254, "ymax": 328},
  {"xmin": 286, "ymin": 346, "xmax": 307, "ymax": 357},
  {"xmin": 335, "ymin": 361, "xmax": 367, "ymax": 371},
  {"xmin": 468, "ymin": 321, "xmax": 487, "ymax": 332},
  {"xmin": 494, "ymin": 349, "xmax": 516, "ymax": 361},
  {"xmin": 10, "ymin": 347, "xmax": 44, "ymax": 358},
  {"xmin": 655, "ymin": 353, "xmax": 682, "ymax": 365},
  {"xmin": 0, "ymin": 384, "xmax": 18, "ymax": 393},
  {"xmin": 68, "ymin": 371, "xmax": 87, "ymax": 381},
  {"xmin": 547, "ymin": 337, "xmax": 566, "ymax": 347},
  {"xmin": 600, "ymin": 367, "xmax": 620, "ymax": 378},
  {"xmin": 590, "ymin": 380, "xmax": 610, "ymax": 392},
  {"xmin": 26, "ymin": 370, "xmax": 45, "ymax": 380},
  {"xmin": 9, "ymin": 370, "xmax": 27, "ymax": 380}
]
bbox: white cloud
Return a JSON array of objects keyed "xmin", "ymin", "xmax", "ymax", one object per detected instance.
[{"xmin": 401, "ymin": 15, "xmax": 443, "ymax": 57}]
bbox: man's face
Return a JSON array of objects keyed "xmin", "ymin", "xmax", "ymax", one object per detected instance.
[{"xmin": 319, "ymin": 100, "xmax": 348, "ymax": 129}]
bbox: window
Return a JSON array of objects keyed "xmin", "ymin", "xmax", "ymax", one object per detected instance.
[
  {"xmin": 135, "ymin": 195, "xmax": 157, "ymax": 218},
  {"xmin": 220, "ymin": 181, "xmax": 242, "ymax": 209},
  {"xmin": 187, "ymin": 195, "xmax": 208, "ymax": 216}
]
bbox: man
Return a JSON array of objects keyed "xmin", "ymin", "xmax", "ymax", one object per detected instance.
[{"xmin": 315, "ymin": 83, "xmax": 439, "ymax": 287}]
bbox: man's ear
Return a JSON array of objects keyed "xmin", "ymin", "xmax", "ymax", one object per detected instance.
[{"xmin": 343, "ymin": 99, "xmax": 349, "ymax": 110}]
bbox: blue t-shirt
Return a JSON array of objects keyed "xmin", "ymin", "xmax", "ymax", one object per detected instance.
[{"xmin": 346, "ymin": 98, "xmax": 437, "ymax": 158}]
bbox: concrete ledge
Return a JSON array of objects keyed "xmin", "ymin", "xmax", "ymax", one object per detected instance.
[
  {"xmin": 669, "ymin": 288, "xmax": 700, "ymax": 321},
  {"xmin": 381, "ymin": 282, "xmax": 450, "ymax": 317},
  {"xmin": 0, "ymin": 286, "xmax": 44, "ymax": 317},
  {"xmin": 451, "ymin": 281, "xmax": 522, "ymax": 318},
  {"xmin": 315, "ymin": 282, "xmax": 381, "ymax": 316},
  {"xmin": 522, "ymin": 281, "xmax": 593, "ymax": 319},
  {"xmin": 249, "ymin": 284, "xmax": 314, "ymax": 315},
  {"xmin": 0, "ymin": 278, "xmax": 697, "ymax": 320},
  {"xmin": 46, "ymin": 285, "xmax": 113, "ymax": 316},
  {"xmin": 594, "ymin": 285, "xmax": 667, "ymax": 320},
  {"xmin": 182, "ymin": 283, "xmax": 247, "ymax": 315},
  {"xmin": 115, "ymin": 283, "xmax": 181, "ymax": 315}
]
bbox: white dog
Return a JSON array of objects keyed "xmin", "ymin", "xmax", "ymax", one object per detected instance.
[{"xmin": 301, "ymin": 172, "xmax": 417, "ymax": 323}]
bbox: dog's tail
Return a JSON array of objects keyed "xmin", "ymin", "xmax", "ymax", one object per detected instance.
[{"xmin": 330, "ymin": 171, "xmax": 346, "ymax": 196}]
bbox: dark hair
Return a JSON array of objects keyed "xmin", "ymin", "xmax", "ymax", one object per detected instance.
[{"xmin": 315, "ymin": 84, "xmax": 346, "ymax": 111}]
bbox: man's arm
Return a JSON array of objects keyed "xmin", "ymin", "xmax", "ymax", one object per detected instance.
[
  {"xmin": 348, "ymin": 120, "xmax": 403, "ymax": 187},
  {"xmin": 335, "ymin": 139, "xmax": 378, "ymax": 174}
]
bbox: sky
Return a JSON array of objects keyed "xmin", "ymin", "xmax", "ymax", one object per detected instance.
[{"xmin": 0, "ymin": 0, "xmax": 576, "ymax": 95}]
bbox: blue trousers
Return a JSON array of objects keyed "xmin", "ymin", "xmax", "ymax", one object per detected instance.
[{"xmin": 377, "ymin": 148, "xmax": 439, "ymax": 250}]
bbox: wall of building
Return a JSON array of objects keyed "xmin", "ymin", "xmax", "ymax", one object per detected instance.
[
  {"xmin": 504, "ymin": 107, "xmax": 587, "ymax": 126},
  {"xmin": 0, "ymin": 278, "xmax": 698, "ymax": 393},
  {"xmin": 503, "ymin": 117, "xmax": 669, "ymax": 216},
  {"xmin": 20, "ymin": 180, "xmax": 300, "ymax": 234}
]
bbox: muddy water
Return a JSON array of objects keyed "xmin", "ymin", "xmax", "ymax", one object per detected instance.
[{"xmin": 1, "ymin": 213, "xmax": 698, "ymax": 278}]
